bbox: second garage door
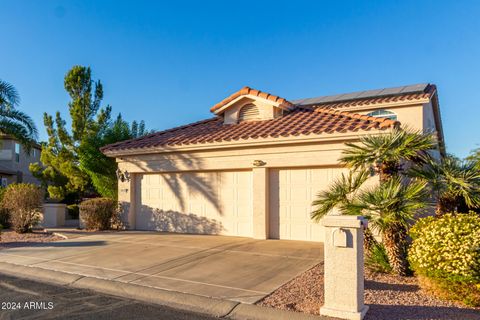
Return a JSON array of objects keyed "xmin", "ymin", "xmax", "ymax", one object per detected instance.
[
  {"xmin": 136, "ymin": 171, "xmax": 253, "ymax": 237},
  {"xmin": 269, "ymin": 167, "xmax": 348, "ymax": 242}
]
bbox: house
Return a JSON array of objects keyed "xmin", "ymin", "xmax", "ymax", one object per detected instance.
[
  {"xmin": 101, "ymin": 83, "xmax": 444, "ymax": 242},
  {"xmin": 0, "ymin": 135, "xmax": 42, "ymax": 187}
]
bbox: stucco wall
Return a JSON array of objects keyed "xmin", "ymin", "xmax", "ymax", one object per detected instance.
[
  {"xmin": 115, "ymin": 133, "xmax": 382, "ymax": 240},
  {"xmin": 0, "ymin": 138, "xmax": 41, "ymax": 185}
]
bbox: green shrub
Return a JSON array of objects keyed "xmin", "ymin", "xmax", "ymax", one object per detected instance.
[
  {"xmin": 67, "ymin": 204, "xmax": 79, "ymax": 219},
  {"xmin": 79, "ymin": 198, "xmax": 118, "ymax": 230},
  {"xmin": 0, "ymin": 187, "xmax": 10, "ymax": 228},
  {"xmin": 409, "ymin": 213, "xmax": 480, "ymax": 306},
  {"xmin": 366, "ymin": 242, "xmax": 392, "ymax": 273},
  {"xmin": 1, "ymin": 184, "xmax": 43, "ymax": 233}
]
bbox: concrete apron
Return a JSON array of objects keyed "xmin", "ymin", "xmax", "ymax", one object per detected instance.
[
  {"xmin": 0, "ymin": 262, "xmax": 326, "ymax": 320},
  {"xmin": 0, "ymin": 232, "xmax": 326, "ymax": 319}
]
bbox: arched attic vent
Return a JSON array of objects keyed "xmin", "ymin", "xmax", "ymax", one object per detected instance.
[{"xmin": 238, "ymin": 104, "xmax": 261, "ymax": 122}]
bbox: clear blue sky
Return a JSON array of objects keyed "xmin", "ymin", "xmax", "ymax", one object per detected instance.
[{"xmin": 1, "ymin": 0, "xmax": 479, "ymax": 157}]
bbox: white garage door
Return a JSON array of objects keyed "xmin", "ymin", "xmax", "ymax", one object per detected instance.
[
  {"xmin": 136, "ymin": 171, "xmax": 253, "ymax": 237},
  {"xmin": 269, "ymin": 167, "xmax": 348, "ymax": 242}
]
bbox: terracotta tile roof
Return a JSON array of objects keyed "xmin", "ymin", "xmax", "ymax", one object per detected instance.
[
  {"xmin": 210, "ymin": 86, "xmax": 294, "ymax": 113},
  {"xmin": 101, "ymin": 107, "xmax": 398, "ymax": 154},
  {"xmin": 303, "ymin": 84, "xmax": 437, "ymax": 109}
]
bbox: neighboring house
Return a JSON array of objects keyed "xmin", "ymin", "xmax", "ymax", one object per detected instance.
[
  {"xmin": 101, "ymin": 83, "xmax": 444, "ymax": 242},
  {"xmin": 0, "ymin": 135, "xmax": 42, "ymax": 186}
]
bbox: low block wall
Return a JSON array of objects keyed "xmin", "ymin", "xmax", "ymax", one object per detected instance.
[{"xmin": 42, "ymin": 203, "xmax": 66, "ymax": 228}]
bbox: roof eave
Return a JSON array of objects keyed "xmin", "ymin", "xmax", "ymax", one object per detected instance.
[{"xmin": 102, "ymin": 128, "xmax": 395, "ymax": 158}]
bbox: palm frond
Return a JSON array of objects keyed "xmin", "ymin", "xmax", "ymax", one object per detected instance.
[
  {"xmin": 311, "ymin": 169, "xmax": 370, "ymax": 221},
  {"xmin": 352, "ymin": 177, "xmax": 431, "ymax": 233},
  {"xmin": 0, "ymin": 79, "xmax": 20, "ymax": 108},
  {"xmin": 340, "ymin": 127, "xmax": 437, "ymax": 174},
  {"xmin": 0, "ymin": 107, "xmax": 38, "ymax": 139},
  {"xmin": 0, "ymin": 118, "xmax": 35, "ymax": 151}
]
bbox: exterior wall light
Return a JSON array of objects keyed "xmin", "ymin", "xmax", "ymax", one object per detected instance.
[
  {"xmin": 253, "ymin": 160, "xmax": 266, "ymax": 167},
  {"xmin": 116, "ymin": 168, "xmax": 131, "ymax": 182}
]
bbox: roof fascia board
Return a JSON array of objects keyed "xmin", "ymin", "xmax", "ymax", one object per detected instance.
[
  {"xmin": 106, "ymin": 129, "xmax": 392, "ymax": 157},
  {"xmin": 309, "ymin": 97, "xmax": 430, "ymax": 111}
]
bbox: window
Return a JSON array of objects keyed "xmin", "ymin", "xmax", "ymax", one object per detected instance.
[
  {"xmin": 15, "ymin": 143, "xmax": 20, "ymax": 162},
  {"xmin": 366, "ymin": 109, "xmax": 397, "ymax": 121},
  {"xmin": 33, "ymin": 148, "xmax": 37, "ymax": 158},
  {"xmin": 238, "ymin": 104, "xmax": 260, "ymax": 122}
]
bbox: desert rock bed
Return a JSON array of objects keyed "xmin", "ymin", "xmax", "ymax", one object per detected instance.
[
  {"xmin": 0, "ymin": 229, "xmax": 63, "ymax": 250},
  {"xmin": 258, "ymin": 263, "xmax": 480, "ymax": 320}
]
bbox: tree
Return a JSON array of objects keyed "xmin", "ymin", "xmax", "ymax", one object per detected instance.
[
  {"xmin": 30, "ymin": 66, "xmax": 152, "ymax": 201},
  {"xmin": 410, "ymin": 155, "xmax": 480, "ymax": 215},
  {"xmin": 350, "ymin": 178, "xmax": 430, "ymax": 275},
  {"xmin": 311, "ymin": 170, "xmax": 379, "ymax": 252},
  {"xmin": 79, "ymin": 114, "xmax": 151, "ymax": 199},
  {"xmin": 467, "ymin": 147, "xmax": 480, "ymax": 171},
  {"xmin": 340, "ymin": 127, "xmax": 436, "ymax": 181},
  {"xmin": 30, "ymin": 66, "xmax": 111, "ymax": 200},
  {"xmin": 0, "ymin": 79, "xmax": 38, "ymax": 150},
  {"xmin": 313, "ymin": 127, "xmax": 436, "ymax": 276}
]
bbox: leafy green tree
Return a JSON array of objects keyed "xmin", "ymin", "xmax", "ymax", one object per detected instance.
[
  {"xmin": 30, "ymin": 66, "xmax": 152, "ymax": 201},
  {"xmin": 0, "ymin": 79, "xmax": 38, "ymax": 150},
  {"xmin": 79, "ymin": 114, "xmax": 151, "ymax": 199},
  {"xmin": 30, "ymin": 66, "xmax": 111, "ymax": 200},
  {"xmin": 410, "ymin": 155, "xmax": 480, "ymax": 215}
]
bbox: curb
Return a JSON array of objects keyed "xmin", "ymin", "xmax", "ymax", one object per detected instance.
[
  {"xmin": 229, "ymin": 303, "xmax": 324, "ymax": 320},
  {"xmin": 0, "ymin": 261, "xmax": 82, "ymax": 286},
  {"xmin": 0, "ymin": 262, "xmax": 326, "ymax": 319},
  {"xmin": 71, "ymin": 276, "xmax": 238, "ymax": 317}
]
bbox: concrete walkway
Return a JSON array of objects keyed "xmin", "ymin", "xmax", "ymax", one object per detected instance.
[{"xmin": 0, "ymin": 231, "xmax": 323, "ymax": 304}]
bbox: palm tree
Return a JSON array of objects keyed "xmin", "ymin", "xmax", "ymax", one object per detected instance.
[
  {"xmin": 340, "ymin": 127, "xmax": 437, "ymax": 181},
  {"xmin": 0, "ymin": 79, "xmax": 38, "ymax": 150},
  {"xmin": 311, "ymin": 170, "xmax": 379, "ymax": 252},
  {"xmin": 311, "ymin": 171, "xmax": 430, "ymax": 275},
  {"xmin": 350, "ymin": 178, "xmax": 430, "ymax": 275},
  {"xmin": 313, "ymin": 127, "xmax": 436, "ymax": 276},
  {"xmin": 410, "ymin": 155, "xmax": 480, "ymax": 215}
]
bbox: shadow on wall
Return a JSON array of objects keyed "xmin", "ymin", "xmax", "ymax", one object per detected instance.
[
  {"xmin": 140, "ymin": 206, "xmax": 224, "ymax": 235},
  {"xmin": 134, "ymin": 149, "xmax": 223, "ymax": 215}
]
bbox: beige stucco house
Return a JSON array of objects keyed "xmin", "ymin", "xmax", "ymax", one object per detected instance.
[
  {"xmin": 102, "ymin": 83, "xmax": 444, "ymax": 242},
  {"xmin": 0, "ymin": 135, "xmax": 42, "ymax": 186}
]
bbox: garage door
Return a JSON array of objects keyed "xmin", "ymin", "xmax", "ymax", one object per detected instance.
[
  {"xmin": 269, "ymin": 167, "xmax": 347, "ymax": 242},
  {"xmin": 136, "ymin": 171, "xmax": 253, "ymax": 237}
]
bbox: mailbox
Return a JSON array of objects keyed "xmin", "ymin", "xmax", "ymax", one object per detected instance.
[{"xmin": 332, "ymin": 228, "xmax": 347, "ymax": 247}]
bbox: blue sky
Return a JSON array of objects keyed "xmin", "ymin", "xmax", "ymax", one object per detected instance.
[{"xmin": 1, "ymin": 0, "xmax": 479, "ymax": 157}]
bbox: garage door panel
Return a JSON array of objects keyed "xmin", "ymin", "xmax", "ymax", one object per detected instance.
[
  {"xmin": 270, "ymin": 167, "xmax": 348, "ymax": 242},
  {"xmin": 137, "ymin": 171, "xmax": 253, "ymax": 237}
]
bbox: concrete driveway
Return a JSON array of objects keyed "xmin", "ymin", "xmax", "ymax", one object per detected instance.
[{"xmin": 0, "ymin": 232, "xmax": 323, "ymax": 303}]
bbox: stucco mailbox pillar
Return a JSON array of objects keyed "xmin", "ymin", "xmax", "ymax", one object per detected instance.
[
  {"xmin": 320, "ymin": 215, "xmax": 368, "ymax": 320},
  {"xmin": 42, "ymin": 203, "xmax": 66, "ymax": 228}
]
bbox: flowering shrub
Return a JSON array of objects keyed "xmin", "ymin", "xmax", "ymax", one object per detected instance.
[
  {"xmin": 409, "ymin": 213, "xmax": 480, "ymax": 306},
  {"xmin": 409, "ymin": 213, "xmax": 480, "ymax": 280}
]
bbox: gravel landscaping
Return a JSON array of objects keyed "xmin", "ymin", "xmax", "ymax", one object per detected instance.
[
  {"xmin": 0, "ymin": 229, "xmax": 63, "ymax": 250},
  {"xmin": 258, "ymin": 263, "xmax": 480, "ymax": 320}
]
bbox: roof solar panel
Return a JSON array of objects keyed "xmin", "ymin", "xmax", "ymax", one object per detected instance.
[{"xmin": 292, "ymin": 83, "xmax": 429, "ymax": 106}]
